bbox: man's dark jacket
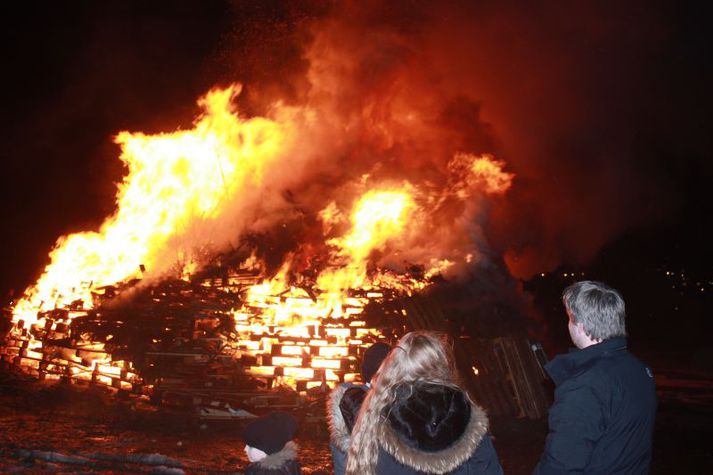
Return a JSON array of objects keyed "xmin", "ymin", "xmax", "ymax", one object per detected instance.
[{"xmin": 534, "ymin": 337, "xmax": 657, "ymax": 475}]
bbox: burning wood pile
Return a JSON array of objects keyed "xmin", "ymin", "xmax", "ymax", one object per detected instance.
[
  {"xmin": 1, "ymin": 259, "xmax": 414, "ymax": 416},
  {"xmin": 2, "ymin": 264, "xmax": 550, "ymax": 420},
  {"xmin": 0, "ymin": 82, "xmax": 548, "ymax": 418}
]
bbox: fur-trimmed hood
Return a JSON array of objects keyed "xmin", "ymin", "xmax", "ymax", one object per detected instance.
[
  {"xmin": 249, "ymin": 440, "xmax": 299, "ymax": 470},
  {"xmin": 378, "ymin": 383, "xmax": 489, "ymax": 474},
  {"xmin": 327, "ymin": 383, "xmax": 368, "ymax": 453}
]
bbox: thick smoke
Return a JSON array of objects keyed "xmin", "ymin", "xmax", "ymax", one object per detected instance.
[
  {"xmin": 59, "ymin": 0, "xmax": 677, "ymax": 336},
  {"xmin": 216, "ymin": 0, "xmax": 675, "ymax": 280},
  {"xmin": 146, "ymin": 1, "xmax": 513, "ymax": 284},
  {"xmin": 174, "ymin": 0, "xmax": 678, "ymax": 340},
  {"xmin": 4, "ymin": 1, "xmax": 688, "ymax": 340}
]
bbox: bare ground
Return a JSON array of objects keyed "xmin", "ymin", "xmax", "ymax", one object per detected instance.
[{"xmin": 0, "ymin": 369, "xmax": 711, "ymax": 474}]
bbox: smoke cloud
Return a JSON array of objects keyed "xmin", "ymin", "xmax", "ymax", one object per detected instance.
[
  {"xmin": 4, "ymin": 0, "xmax": 699, "ymax": 336},
  {"xmin": 216, "ymin": 0, "xmax": 677, "ymax": 279}
]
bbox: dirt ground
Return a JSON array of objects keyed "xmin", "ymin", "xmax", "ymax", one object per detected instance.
[{"xmin": 0, "ymin": 368, "xmax": 711, "ymax": 474}]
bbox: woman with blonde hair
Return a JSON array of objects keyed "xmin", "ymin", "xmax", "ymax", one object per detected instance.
[{"xmin": 345, "ymin": 331, "xmax": 503, "ymax": 475}]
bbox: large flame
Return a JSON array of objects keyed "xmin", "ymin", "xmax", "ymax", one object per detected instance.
[
  {"xmin": 13, "ymin": 85, "xmax": 287, "ymax": 325},
  {"xmin": 238, "ymin": 186, "xmax": 416, "ymax": 323},
  {"xmin": 11, "ymin": 78, "xmax": 517, "ymax": 328},
  {"xmin": 317, "ymin": 188, "xmax": 415, "ymax": 293},
  {"xmin": 8, "ymin": 83, "xmax": 515, "ymax": 392}
]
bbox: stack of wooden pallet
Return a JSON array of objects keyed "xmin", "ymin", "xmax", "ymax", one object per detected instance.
[{"xmin": 0, "ymin": 270, "xmax": 404, "ymax": 417}]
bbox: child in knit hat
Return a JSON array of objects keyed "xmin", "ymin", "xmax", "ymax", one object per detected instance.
[{"xmin": 242, "ymin": 411, "xmax": 301, "ymax": 474}]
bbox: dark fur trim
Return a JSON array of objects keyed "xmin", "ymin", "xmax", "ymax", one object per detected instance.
[
  {"xmin": 327, "ymin": 384, "xmax": 354, "ymax": 452},
  {"xmin": 253, "ymin": 441, "xmax": 298, "ymax": 470},
  {"xmin": 379, "ymin": 396, "xmax": 489, "ymax": 474},
  {"xmin": 340, "ymin": 386, "xmax": 368, "ymax": 433},
  {"xmin": 387, "ymin": 384, "xmax": 470, "ymax": 452}
]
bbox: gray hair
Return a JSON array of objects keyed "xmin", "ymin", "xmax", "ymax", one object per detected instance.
[{"xmin": 562, "ymin": 281, "xmax": 627, "ymax": 340}]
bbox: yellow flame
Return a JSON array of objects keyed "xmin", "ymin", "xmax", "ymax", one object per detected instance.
[
  {"xmin": 469, "ymin": 154, "xmax": 514, "ymax": 194},
  {"xmin": 13, "ymin": 84, "xmax": 286, "ymax": 325},
  {"xmin": 237, "ymin": 186, "xmax": 417, "ymax": 327},
  {"xmin": 318, "ymin": 188, "xmax": 415, "ymax": 293},
  {"xmin": 448, "ymin": 153, "xmax": 514, "ymax": 199},
  {"xmin": 7, "ymin": 82, "xmax": 517, "ymax": 391}
]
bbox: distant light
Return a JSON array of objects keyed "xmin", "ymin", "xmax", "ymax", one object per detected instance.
[
  {"xmin": 540, "ymin": 273, "xmax": 545, "ymax": 277},
  {"xmin": 563, "ymin": 273, "xmax": 568, "ymax": 277},
  {"xmin": 471, "ymin": 366, "xmax": 479, "ymax": 376}
]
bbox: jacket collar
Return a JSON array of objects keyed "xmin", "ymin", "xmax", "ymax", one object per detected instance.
[
  {"xmin": 379, "ymin": 397, "xmax": 489, "ymax": 473},
  {"xmin": 545, "ymin": 337, "xmax": 628, "ymax": 385},
  {"xmin": 327, "ymin": 383, "xmax": 356, "ymax": 452},
  {"xmin": 251, "ymin": 441, "xmax": 298, "ymax": 470}
]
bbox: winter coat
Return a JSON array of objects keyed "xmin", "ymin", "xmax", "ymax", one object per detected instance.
[
  {"xmin": 533, "ymin": 337, "xmax": 657, "ymax": 474},
  {"xmin": 374, "ymin": 382, "xmax": 503, "ymax": 475},
  {"xmin": 327, "ymin": 382, "xmax": 369, "ymax": 475},
  {"xmin": 245, "ymin": 441, "xmax": 301, "ymax": 475}
]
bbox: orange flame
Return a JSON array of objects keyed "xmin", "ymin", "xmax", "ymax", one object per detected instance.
[
  {"xmin": 448, "ymin": 152, "xmax": 514, "ymax": 199},
  {"xmin": 469, "ymin": 154, "xmax": 515, "ymax": 194},
  {"xmin": 317, "ymin": 188, "xmax": 415, "ymax": 294},
  {"xmin": 13, "ymin": 84, "xmax": 287, "ymax": 325},
  {"xmin": 237, "ymin": 186, "xmax": 417, "ymax": 326},
  {"xmin": 8, "ymin": 82, "xmax": 516, "ymax": 391}
]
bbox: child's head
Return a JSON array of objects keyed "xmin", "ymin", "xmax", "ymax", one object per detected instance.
[
  {"xmin": 360, "ymin": 341, "xmax": 391, "ymax": 384},
  {"xmin": 242, "ymin": 411, "xmax": 297, "ymax": 459}
]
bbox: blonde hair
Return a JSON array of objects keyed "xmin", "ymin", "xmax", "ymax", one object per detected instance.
[{"xmin": 345, "ymin": 331, "xmax": 460, "ymax": 475}]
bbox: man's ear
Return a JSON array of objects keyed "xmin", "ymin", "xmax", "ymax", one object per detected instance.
[{"xmin": 576, "ymin": 323, "xmax": 599, "ymax": 344}]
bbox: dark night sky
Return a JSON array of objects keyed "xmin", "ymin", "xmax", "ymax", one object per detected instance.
[{"xmin": 0, "ymin": 1, "xmax": 710, "ymax": 364}]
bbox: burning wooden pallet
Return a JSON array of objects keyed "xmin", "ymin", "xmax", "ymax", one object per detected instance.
[
  {"xmin": 2, "ymin": 261, "xmax": 548, "ymax": 421},
  {"xmin": 0, "ymin": 270, "xmax": 404, "ymax": 416}
]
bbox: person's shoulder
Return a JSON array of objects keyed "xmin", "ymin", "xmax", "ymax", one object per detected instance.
[
  {"xmin": 556, "ymin": 358, "xmax": 612, "ymax": 397},
  {"xmin": 330, "ymin": 382, "xmax": 367, "ymax": 410},
  {"xmin": 563, "ymin": 350, "xmax": 653, "ymax": 397},
  {"xmin": 611, "ymin": 351, "xmax": 657, "ymax": 389},
  {"xmin": 339, "ymin": 385, "xmax": 368, "ymax": 428},
  {"xmin": 620, "ymin": 349, "xmax": 651, "ymax": 367},
  {"xmin": 329, "ymin": 382, "xmax": 365, "ymax": 404},
  {"xmin": 343, "ymin": 385, "xmax": 368, "ymax": 399},
  {"xmin": 328, "ymin": 383, "xmax": 365, "ymax": 451},
  {"xmin": 598, "ymin": 347, "xmax": 653, "ymax": 379}
]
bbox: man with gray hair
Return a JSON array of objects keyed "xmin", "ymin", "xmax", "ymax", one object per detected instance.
[{"xmin": 534, "ymin": 281, "xmax": 657, "ymax": 474}]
